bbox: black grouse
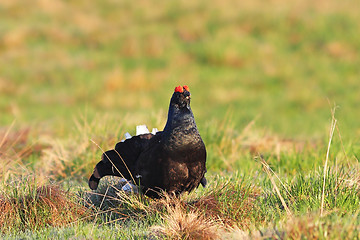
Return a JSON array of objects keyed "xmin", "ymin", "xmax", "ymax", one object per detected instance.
[{"xmin": 88, "ymin": 85, "xmax": 207, "ymax": 198}]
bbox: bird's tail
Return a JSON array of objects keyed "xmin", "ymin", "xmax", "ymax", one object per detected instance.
[{"xmin": 88, "ymin": 149, "xmax": 132, "ymax": 190}]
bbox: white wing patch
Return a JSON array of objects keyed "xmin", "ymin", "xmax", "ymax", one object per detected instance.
[
  {"xmin": 151, "ymin": 128, "xmax": 158, "ymax": 134},
  {"xmin": 136, "ymin": 125, "xmax": 150, "ymax": 135},
  {"xmin": 121, "ymin": 125, "xmax": 158, "ymax": 142}
]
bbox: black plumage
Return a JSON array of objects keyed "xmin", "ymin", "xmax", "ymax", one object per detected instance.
[{"xmin": 88, "ymin": 85, "xmax": 207, "ymax": 198}]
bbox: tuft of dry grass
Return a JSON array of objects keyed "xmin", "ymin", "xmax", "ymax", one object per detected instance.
[
  {"xmin": 150, "ymin": 180, "xmax": 260, "ymax": 239},
  {"xmin": 0, "ymin": 181, "xmax": 90, "ymax": 233},
  {"xmin": 190, "ymin": 182, "xmax": 261, "ymax": 229},
  {"xmin": 152, "ymin": 199, "xmax": 224, "ymax": 240}
]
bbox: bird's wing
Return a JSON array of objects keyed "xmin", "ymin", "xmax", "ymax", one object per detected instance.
[{"xmin": 89, "ymin": 132, "xmax": 162, "ymax": 190}]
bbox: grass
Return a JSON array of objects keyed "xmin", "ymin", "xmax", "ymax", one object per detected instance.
[
  {"xmin": 1, "ymin": 0, "xmax": 360, "ymax": 238},
  {"xmin": 1, "ymin": 0, "xmax": 360, "ymax": 138},
  {"xmin": 0, "ymin": 177, "xmax": 89, "ymax": 234}
]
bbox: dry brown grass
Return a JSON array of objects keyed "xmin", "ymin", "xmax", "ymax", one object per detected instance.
[
  {"xmin": 0, "ymin": 183, "xmax": 90, "ymax": 233},
  {"xmin": 280, "ymin": 212, "xmax": 360, "ymax": 240},
  {"xmin": 0, "ymin": 125, "xmax": 94, "ymax": 233},
  {"xmin": 190, "ymin": 185, "xmax": 260, "ymax": 229},
  {"xmin": 152, "ymin": 200, "xmax": 224, "ymax": 240},
  {"xmin": 0, "ymin": 127, "xmax": 45, "ymax": 159},
  {"xmin": 0, "ymin": 125, "xmax": 49, "ymax": 181},
  {"xmin": 284, "ymin": 214, "xmax": 325, "ymax": 240},
  {"xmin": 0, "ymin": 123, "xmax": 88, "ymax": 182},
  {"xmin": 150, "ymin": 185, "xmax": 260, "ymax": 239},
  {"xmin": 34, "ymin": 115, "xmax": 124, "ymax": 180}
]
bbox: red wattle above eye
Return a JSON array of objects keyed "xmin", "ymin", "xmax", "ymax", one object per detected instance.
[
  {"xmin": 174, "ymin": 86, "xmax": 183, "ymax": 93},
  {"xmin": 183, "ymin": 85, "xmax": 189, "ymax": 91}
]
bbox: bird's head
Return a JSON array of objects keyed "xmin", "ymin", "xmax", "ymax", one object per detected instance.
[{"xmin": 170, "ymin": 85, "xmax": 191, "ymax": 109}]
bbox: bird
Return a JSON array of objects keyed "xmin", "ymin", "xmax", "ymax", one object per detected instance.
[{"xmin": 88, "ymin": 85, "xmax": 207, "ymax": 198}]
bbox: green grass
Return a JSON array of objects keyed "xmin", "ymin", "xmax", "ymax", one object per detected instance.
[
  {"xmin": 1, "ymin": 0, "xmax": 360, "ymax": 138},
  {"xmin": 1, "ymin": 0, "xmax": 360, "ymax": 238}
]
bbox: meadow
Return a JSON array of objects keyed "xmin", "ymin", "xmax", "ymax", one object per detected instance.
[{"xmin": 1, "ymin": 0, "xmax": 360, "ymax": 239}]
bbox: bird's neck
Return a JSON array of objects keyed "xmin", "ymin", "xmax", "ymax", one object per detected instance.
[
  {"xmin": 163, "ymin": 105, "xmax": 195, "ymax": 133},
  {"xmin": 162, "ymin": 105, "xmax": 202, "ymax": 151}
]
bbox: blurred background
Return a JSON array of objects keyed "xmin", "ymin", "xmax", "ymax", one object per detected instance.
[{"xmin": 1, "ymin": 0, "xmax": 359, "ymax": 139}]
